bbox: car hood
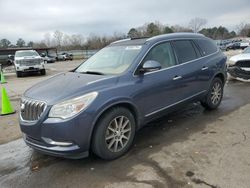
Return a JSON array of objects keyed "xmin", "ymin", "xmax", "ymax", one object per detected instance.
[
  {"xmin": 229, "ymin": 53, "xmax": 250, "ymax": 62},
  {"xmin": 24, "ymin": 72, "xmax": 117, "ymax": 104},
  {"xmin": 15, "ymin": 56, "xmax": 41, "ymax": 60}
]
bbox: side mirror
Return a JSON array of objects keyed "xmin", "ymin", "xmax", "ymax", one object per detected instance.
[{"xmin": 139, "ymin": 60, "xmax": 161, "ymax": 73}]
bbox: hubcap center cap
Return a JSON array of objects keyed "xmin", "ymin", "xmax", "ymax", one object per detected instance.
[{"xmin": 116, "ymin": 131, "xmax": 121, "ymax": 137}]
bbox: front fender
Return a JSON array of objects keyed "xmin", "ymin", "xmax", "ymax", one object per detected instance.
[{"xmin": 92, "ymin": 97, "xmax": 141, "ymax": 128}]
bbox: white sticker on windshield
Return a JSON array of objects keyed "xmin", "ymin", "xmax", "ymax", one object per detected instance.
[{"xmin": 125, "ymin": 46, "xmax": 142, "ymax": 50}]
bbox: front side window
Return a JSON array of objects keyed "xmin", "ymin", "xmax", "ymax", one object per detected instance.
[
  {"xmin": 172, "ymin": 40, "xmax": 198, "ymax": 64},
  {"xmin": 143, "ymin": 42, "xmax": 177, "ymax": 69},
  {"xmin": 75, "ymin": 45, "xmax": 142, "ymax": 75}
]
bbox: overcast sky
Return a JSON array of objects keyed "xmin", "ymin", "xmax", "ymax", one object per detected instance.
[{"xmin": 0, "ymin": 0, "xmax": 249, "ymax": 43}]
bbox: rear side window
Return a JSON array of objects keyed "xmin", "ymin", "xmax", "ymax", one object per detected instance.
[
  {"xmin": 143, "ymin": 42, "xmax": 177, "ymax": 69},
  {"xmin": 194, "ymin": 39, "xmax": 218, "ymax": 56},
  {"xmin": 172, "ymin": 40, "xmax": 198, "ymax": 64}
]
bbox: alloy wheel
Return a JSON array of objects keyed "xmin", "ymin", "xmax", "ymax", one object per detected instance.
[
  {"xmin": 211, "ymin": 82, "xmax": 222, "ymax": 105},
  {"xmin": 105, "ymin": 116, "xmax": 131, "ymax": 152}
]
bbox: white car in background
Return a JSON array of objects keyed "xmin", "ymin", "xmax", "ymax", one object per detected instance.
[
  {"xmin": 14, "ymin": 50, "xmax": 46, "ymax": 77},
  {"xmin": 227, "ymin": 47, "xmax": 250, "ymax": 82},
  {"xmin": 240, "ymin": 41, "xmax": 250, "ymax": 49}
]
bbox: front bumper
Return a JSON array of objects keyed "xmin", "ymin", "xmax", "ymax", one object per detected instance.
[
  {"xmin": 228, "ymin": 66, "xmax": 250, "ymax": 80},
  {"xmin": 24, "ymin": 134, "xmax": 88, "ymax": 159},
  {"xmin": 16, "ymin": 64, "xmax": 44, "ymax": 72},
  {"xmin": 20, "ymin": 112, "xmax": 94, "ymax": 159}
]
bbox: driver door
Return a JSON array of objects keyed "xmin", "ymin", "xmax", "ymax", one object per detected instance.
[{"xmin": 133, "ymin": 42, "xmax": 184, "ymax": 118}]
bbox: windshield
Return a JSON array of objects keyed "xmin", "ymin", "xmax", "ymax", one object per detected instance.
[
  {"xmin": 243, "ymin": 47, "xmax": 250, "ymax": 54},
  {"xmin": 15, "ymin": 51, "xmax": 39, "ymax": 57},
  {"xmin": 75, "ymin": 45, "xmax": 142, "ymax": 75}
]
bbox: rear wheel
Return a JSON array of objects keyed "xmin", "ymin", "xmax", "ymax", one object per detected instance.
[
  {"xmin": 40, "ymin": 69, "xmax": 46, "ymax": 75},
  {"xmin": 201, "ymin": 77, "xmax": 223, "ymax": 110},
  {"xmin": 92, "ymin": 107, "xmax": 136, "ymax": 160}
]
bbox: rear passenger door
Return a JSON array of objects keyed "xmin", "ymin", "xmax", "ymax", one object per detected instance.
[
  {"xmin": 171, "ymin": 40, "xmax": 204, "ymax": 99},
  {"xmin": 193, "ymin": 39, "xmax": 219, "ymax": 91}
]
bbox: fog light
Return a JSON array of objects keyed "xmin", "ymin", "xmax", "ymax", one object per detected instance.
[{"xmin": 42, "ymin": 137, "xmax": 73, "ymax": 146}]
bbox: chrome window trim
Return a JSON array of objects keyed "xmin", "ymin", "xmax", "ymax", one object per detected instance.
[
  {"xmin": 111, "ymin": 38, "xmax": 131, "ymax": 44},
  {"xmin": 145, "ymin": 90, "xmax": 207, "ymax": 117},
  {"xmin": 133, "ymin": 38, "xmax": 219, "ymax": 77}
]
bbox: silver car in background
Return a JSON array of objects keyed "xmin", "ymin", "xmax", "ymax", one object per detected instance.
[
  {"xmin": 14, "ymin": 50, "xmax": 46, "ymax": 77},
  {"xmin": 227, "ymin": 47, "xmax": 250, "ymax": 82}
]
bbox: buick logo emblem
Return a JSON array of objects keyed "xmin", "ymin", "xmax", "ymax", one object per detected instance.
[{"xmin": 21, "ymin": 103, "xmax": 25, "ymax": 111}]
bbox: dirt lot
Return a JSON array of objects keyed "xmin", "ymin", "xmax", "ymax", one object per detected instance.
[{"xmin": 0, "ymin": 51, "xmax": 250, "ymax": 188}]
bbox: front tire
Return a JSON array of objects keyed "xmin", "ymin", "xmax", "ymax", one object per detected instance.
[
  {"xmin": 40, "ymin": 69, "xmax": 46, "ymax": 75},
  {"xmin": 16, "ymin": 71, "xmax": 22, "ymax": 77},
  {"xmin": 92, "ymin": 107, "xmax": 136, "ymax": 160},
  {"xmin": 201, "ymin": 77, "xmax": 223, "ymax": 110}
]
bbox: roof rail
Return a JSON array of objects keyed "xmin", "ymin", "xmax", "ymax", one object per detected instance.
[
  {"xmin": 146, "ymin": 32, "xmax": 205, "ymax": 41},
  {"xmin": 130, "ymin": 36, "xmax": 149, "ymax": 40}
]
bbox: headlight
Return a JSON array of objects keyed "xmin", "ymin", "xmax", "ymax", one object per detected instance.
[
  {"xmin": 227, "ymin": 60, "xmax": 236, "ymax": 66},
  {"xmin": 49, "ymin": 92, "xmax": 98, "ymax": 119}
]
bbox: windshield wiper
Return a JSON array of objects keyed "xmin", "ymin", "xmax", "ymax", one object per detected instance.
[{"xmin": 79, "ymin": 71, "xmax": 104, "ymax": 75}]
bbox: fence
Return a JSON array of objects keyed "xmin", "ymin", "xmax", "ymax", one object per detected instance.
[{"xmin": 57, "ymin": 50, "xmax": 99, "ymax": 59}]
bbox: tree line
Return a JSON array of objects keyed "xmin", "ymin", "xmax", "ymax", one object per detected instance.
[{"xmin": 0, "ymin": 18, "xmax": 250, "ymax": 50}]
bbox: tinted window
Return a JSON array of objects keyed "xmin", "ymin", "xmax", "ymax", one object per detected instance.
[
  {"xmin": 143, "ymin": 42, "xmax": 177, "ymax": 69},
  {"xmin": 172, "ymin": 40, "xmax": 197, "ymax": 64},
  {"xmin": 192, "ymin": 41, "xmax": 202, "ymax": 58},
  {"xmin": 195, "ymin": 39, "xmax": 218, "ymax": 56}
]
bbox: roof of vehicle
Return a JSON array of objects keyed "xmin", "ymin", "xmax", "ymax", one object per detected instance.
[
  {"xmin": 110, "ymin": 33, "xmax": 205, "ymax": 46},
  {"xmin": 15, "ymin": 50, "xmax": 36, "ymax": 53}
]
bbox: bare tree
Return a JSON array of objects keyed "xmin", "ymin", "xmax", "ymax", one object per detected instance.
[
  {"xmin": 53, "ymin": 30, "xmax": 64, "ymax": 48},
  {"xmin": 236, "ymin": 22, "xmax": 250, "ymax": 37},
  {"xmin": 189, "ymin": 17, "xmax": 207, "ymax": 33},
  {"xmin": 43, "ymin": 33, "xmax": 51, "ymax": 47},
  {"xmin": 62, "ymin": 34, "xmax": 71, "ymax": 50},
  {"xmin": 171, "ymin": 25, "xmax": 193, "ymax": 32},
  {"xmin": 33, "ymin": 41, "xmax": 47, "ymax": 48},
  {"xmin": 70, "ymin": 34, "xmax": 84, "ymax": 47}
]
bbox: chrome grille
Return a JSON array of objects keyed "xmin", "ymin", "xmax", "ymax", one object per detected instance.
[
  {"xmin": 20, "ymin": 59, "xmax": 41, "ymax": 66},
  {"xmin": 21, "ymin": 98, "xmax": 46, "ymax": 121}
]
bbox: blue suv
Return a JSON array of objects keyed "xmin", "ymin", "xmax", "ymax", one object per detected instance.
[{"xmin": 19, "ymin": 33, "xmax": 227, "ymax": 160}]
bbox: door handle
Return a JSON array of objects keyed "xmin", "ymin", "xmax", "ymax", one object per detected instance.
[
  {"xmin": 173, "ymin": 76, "xmax": 182, "ymax": 80},
  {"xmin": 201, "ymin": 66, "xmax": 208, "ymax": 71}
]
